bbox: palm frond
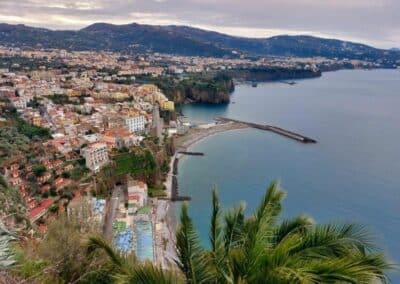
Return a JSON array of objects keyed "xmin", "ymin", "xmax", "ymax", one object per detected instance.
[
  {"xmin": 223, "ymin": 203, "xmax": 245, "ymax": 252},
  {"xmin": 243, "ymin": 182, "xmax": 286, "ymax": 276},
  {"xmin": 86, "ymin": 235, "xmax": 125, "ymax": 268},
  {"xmin": 176, "ymin": 202, "xmax": 213, "ymax": 283},
  {"xmin": 114, "ymin": 261, "xmax": 184, "ymax": 284},
  {"xmin": 255, "ymin": 181, "xmax": 285, "ymax": 224},
  {"xmin": 303, "ymin": 253, "xmax": 392, "ymax": 284},
  {"xmin": 289, "ymin": 223, "xmax": 380, "ymax": 260},
  {"xmin": 175, "ymin": 182, "xmax": 393, "ymax": 283},
  {"xmin": 210, "ymin": 187, "xmax": 223, "ymax": 253},
  {"xmin": 274, "ymin": 215, "xmax": 313, "ymax": 245}
]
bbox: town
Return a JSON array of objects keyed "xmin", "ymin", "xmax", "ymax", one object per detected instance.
[{"xmin": 0, "ymin": 45, "xmax": 397, "ymax": 268}]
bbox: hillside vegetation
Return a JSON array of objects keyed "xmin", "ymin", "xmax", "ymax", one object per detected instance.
[{"xmin": 0, "ymin": 23, "xmax": 399, "ymax": 64}]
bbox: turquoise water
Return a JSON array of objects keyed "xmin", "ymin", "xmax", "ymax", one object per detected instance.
[
  {"xmin": 135, "ymin": 221, "xmax": 154, "ymax": 262},
  {"xmin": 178, "ymin": 69, "xmax": 400, "ymax": 277}
]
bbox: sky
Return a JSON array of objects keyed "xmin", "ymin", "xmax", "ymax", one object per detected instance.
[{"xmin": 0, "ymin": 0, "xmax": 399, "ymax": 49}]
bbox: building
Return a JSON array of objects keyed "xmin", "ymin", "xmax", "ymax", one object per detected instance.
[
  {"xmin": 29, "ymin": 198, "xmax": 54, "ymax": 223},
  {"xmin": 81, "ymin": 142, "xmax": 109, "ymax": 172},
  {"xmin": 101, "ymin": 127, "xmax": 141, "ymax": 150},
  {"xmin": 10, "ymin": 96, "xmax": 32, "ymax": 109},
  {"xmin": 124, "ymin": 115, "xmax": 146, "ymax": 133},
  {"xmin": 127, "ymin": 180, "xmax": 148, "ymax": 210},
  {"xmin": 160, "ymin": 100, "xmax": 175, "ymax": 111}
]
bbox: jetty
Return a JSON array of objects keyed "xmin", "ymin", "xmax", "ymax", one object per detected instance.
[
  {"xmin": 279, "ymin": 80, "xmax": 297, "ymax": 85},
  {"xmin": 217, "ymin": 117, "xmax": 317, "ymax": 143},
  {"xmin": 170, "ymin": 176, "xmax": 191, "ymax": 201},
  {"xmin": 177, "ymin": 151, "xmax": 204, "ymax": 156}
]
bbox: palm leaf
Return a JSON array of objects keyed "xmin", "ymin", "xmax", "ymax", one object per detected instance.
[
  {"xmin": 115, "ymin": 261, "xmax": 184, "ymax": 284},
  {"xmin": 176, "ymin": 202, "xmax": 213, "ymax": 283},
  {"xmin": 86, "ymin": 235, "xmax": 125, "ymax": 268},
  {"xmin": 274, "ymin": 215, "xmax": 313, "ymax": 245},
  {"xmin": 223, "ymin": 203, "xmax": 245, "ymax": 252}
]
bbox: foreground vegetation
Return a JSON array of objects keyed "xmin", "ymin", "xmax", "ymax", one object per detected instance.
[{"xmin": 2, "ymin": 182, "xmax": 393, "ymax": 283}]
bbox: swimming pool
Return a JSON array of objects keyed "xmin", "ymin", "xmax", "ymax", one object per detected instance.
[{"xmin": 135, "ymin": 221, "xmax": 154, "ymax": 262}]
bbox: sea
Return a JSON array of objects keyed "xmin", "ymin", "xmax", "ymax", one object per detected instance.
[{"xmin": 177, "ymin": 69, "xmax": 400, "ymax": 279}]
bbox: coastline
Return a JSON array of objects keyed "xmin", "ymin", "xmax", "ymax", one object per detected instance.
[
  {"xmin": 155, "ymin": 121, "xmax": 248, "ymax": 268},
  {"xmin": 175, "ymin": 121, "xmax": 248, "ymax": 151}
]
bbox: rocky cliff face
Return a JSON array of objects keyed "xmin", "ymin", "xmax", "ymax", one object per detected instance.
[{"xmin": 173, "ymin": 78, "xmax": 234, "ymax": 104}]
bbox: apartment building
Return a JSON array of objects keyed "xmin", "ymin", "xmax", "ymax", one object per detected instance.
[
  {"xmin": 124, "ymin": 115, "xmax": 146, "ymax": 133},
  {"xmin": 81, "ymin": 142, "xmax": 109, "ymax": 172}
]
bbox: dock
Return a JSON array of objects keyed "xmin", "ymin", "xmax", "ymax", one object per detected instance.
[
  {"xmin": 279, "ymin": 80, "xmax": 297, "ymax": 85},
  {"xmin": 217, "ymin": 117, "xmax": 317, "ymax": 143},
  {"xmin": 177, "ymin": 151, "xmax": 204, "ymax": 156},
  {"xmin": 158, "ymin": 175, "xmax": 190, "ymax": 202}
]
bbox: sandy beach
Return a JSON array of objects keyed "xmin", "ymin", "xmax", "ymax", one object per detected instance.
[
  {"xmin": 175, "ymin": 121, "xmax": 248, "ymax": 151},
  {"xmin": 155, "ymin": 121, "xmax": 247, "ymax": 268}
]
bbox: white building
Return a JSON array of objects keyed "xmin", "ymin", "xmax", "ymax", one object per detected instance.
[
  {"xmin": 127, "ymin": 180, "xmax": 148, "ymax": 209},
  {"xmin": 81, "ymin": 142, "xmax": 109, "ymax": 172},
  {"xmin": 124, "ymin": 115, "xmax": 146, "ymax": 133},
  {"xmin": 10, "ymin": 96, "xmax": 32, "ymax": 109}
]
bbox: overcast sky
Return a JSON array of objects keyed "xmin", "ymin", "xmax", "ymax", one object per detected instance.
[{"xmin": 0, "ymin": 0, "xmax": 399, "ymax": 48}]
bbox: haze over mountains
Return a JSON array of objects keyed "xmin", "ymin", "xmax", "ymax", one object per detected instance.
[{"xmin": 0, "ymin": 22, "xmax": 399, "ymax": 62}]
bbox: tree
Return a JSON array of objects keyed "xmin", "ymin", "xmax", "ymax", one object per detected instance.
[
  {"xmin": 32, "ymin": 164, "xmax": 46, "ymax": 177},
  {"xmin": 12, "ymin": 182, "xmax": 393, "ymax": 283},
  {"xmin": 13, "ymin": 203, "xmax": 114, "ymax": 283},
  {"xmin": 176, "ymin": 181, "xmax": 393, "ymax": 283},
  {"xmin": 86, "ymin": 236, "xmax": 183, "ymax": 284}
]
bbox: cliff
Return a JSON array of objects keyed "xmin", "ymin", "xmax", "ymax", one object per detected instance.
[
  {"xmin": 152, "ymin": 75, "xmax": 235, "ymax": 104},
  {"xmin": 173, "ymin": 78, "xmax": 234, "ymax": 104}
]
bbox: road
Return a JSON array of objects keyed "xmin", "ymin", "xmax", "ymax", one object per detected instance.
[
  {"xmin": 155, "ymin": 199, "xmax": 177, "ymax": 268},
  {"xmin": 104, "ymin": 185, "xmax": 122, "ymax": 239},
  {"xmin": 152, "ymin": 104, "xmax": 163, "ymax": 141}
]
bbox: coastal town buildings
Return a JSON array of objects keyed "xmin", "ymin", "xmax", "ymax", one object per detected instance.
[
  {"xmin": 101, "ymin": 127, "xmax": 140, "ymax": 149},
  {"xmin": 81, "ymin": 142, "xmax": 109, "ymax": 172},
  {"xmin": 1, "ymin": 44, "xmax": 385, "ymax": 268},
  {"xmin": 124, "ymin": 114, "xmax": 146, "ymax": 134},
  {"xmin": 127, "ymin": 179, "xmax": 148, "ymax": 213}
]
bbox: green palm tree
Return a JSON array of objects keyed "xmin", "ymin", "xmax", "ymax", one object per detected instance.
[
  {"xmin": 176, "ymin": 181, "xmax": 393, "ymax": 283},
  {"xmin": 86, "ymin": 235, "xmax": 184, "ymax": 284}
]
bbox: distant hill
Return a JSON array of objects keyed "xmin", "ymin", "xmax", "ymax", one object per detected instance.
[{"xmin": 0, "ymin": 22, "xmax": 399, "ymax": 62}]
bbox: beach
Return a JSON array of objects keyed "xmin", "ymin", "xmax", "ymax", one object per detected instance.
[{"xmin": 154, "ymin": 121, "xmax": 247, "ymax": 268}]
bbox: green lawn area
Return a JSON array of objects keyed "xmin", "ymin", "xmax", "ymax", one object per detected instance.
[
  {"xmin": 114, "ymin": 151, "xmax": 156, "ymax": 175},
  {"xmin": 70, "ymin": 166, "xmax": 89, "ymax": 181},
  {"xmin": 148, "ymin": 187, "xmax": 167, "ymax": 198}
]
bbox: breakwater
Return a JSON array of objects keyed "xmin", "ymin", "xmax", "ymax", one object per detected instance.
[
  {"xmin": 177, "ymin": 151, "xmax": 204, "ymax": 156},
  {"xmin": 170, "ymin": 175, "xmax": 191, "ymax": 201},
  {"xmin": 217, "ymin": 117, "xmax": 317, "ymax": 143}
]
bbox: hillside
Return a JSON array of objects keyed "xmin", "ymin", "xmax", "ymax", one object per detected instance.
[{"xmin": 0, "ymin": 22, "xmax": 399, "ymax": 63}]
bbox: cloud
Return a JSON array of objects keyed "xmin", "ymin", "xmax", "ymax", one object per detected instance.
[{"xmin": 0, "ymin": 0, "xmax": 398, "ymax": 48}]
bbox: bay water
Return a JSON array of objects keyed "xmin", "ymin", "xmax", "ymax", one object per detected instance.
[{"xmin": 178, "ymin": 69, "xmax": 400, "ymax": 277}]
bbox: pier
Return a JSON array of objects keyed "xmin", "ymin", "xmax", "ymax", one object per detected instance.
[
  {"xmin": 279, "ymin": 80, "xmax": 297, "ymax": 85},
  {"xmin": 177, "ymin": 151, "xmax": 204, "ymax": 156},
  {"xmin": 159, "ymin": 175, "xmax": 191, "ymax": 202},
  {"xmin": 217, "ymin": 117, "xmax": 317, "ymax": 143},
  {"xmin": 170, "ymin": 176, "xmax": 191, "ymax": 201}
]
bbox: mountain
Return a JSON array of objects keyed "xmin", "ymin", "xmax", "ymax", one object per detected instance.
[{"xmin": 0, "ymin": 22, "xmax": 399, "ymax": 62}]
